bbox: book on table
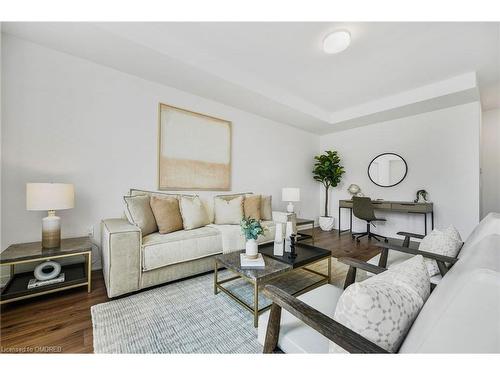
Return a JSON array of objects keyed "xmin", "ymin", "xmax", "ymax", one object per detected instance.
[
  {"xmin": 27, "ymin": 273, "xmax": 66, "ymax": 289},
  {"xmin": 240, "ymin": 253, "xmax": 265, "ymax": 269}
]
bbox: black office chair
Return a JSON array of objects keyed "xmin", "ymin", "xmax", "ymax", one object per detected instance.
[{"xmin": 351, "ymin": 197, "xmax": 388, "ymax": 243}]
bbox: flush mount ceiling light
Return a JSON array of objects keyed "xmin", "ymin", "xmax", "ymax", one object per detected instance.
[{"xmin": 323, "ymin": 30, "xmax": 351, "ymax": 54}]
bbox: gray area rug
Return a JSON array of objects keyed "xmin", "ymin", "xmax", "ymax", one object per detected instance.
[{"xmin": 92, "ymin": 258, "xmax": 355, "ymax": 353}]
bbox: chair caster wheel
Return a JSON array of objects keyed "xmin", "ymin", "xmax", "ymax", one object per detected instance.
[
  {"xmin": 384, "ymin": 238, "xmax": 389, "ymax": 243},
  {"xmin": 351, "ymin": 235, "xmax": 355, "ymax": 240},
  {"xmin": 356, "ymin": 239, "xmax": 360, "ymax": 243}
]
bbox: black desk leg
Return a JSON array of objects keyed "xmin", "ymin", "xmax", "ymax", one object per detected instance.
[
  {"xmin": 424, "ymin": 213, "xmax": 427, "ymax": 235},
  {"xmin": 431, "ymin": 212, "xmax": 434, "ymax": 230},
  {"xmin": 350, "ymin": 208, "xmax": 352, "ymax": 233},
  {"xmin": 338, "ymin": 206, "xmax": 341, "ymax": 237}
]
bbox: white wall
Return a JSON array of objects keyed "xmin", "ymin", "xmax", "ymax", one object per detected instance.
[
  {"xmin": 481, "ymin": 108, "xmax": 500, "ymax": 217},
  {"xmin": 320, "ymin": 102, "xmax": 481, "ymax": 239},
  {"xmin": 1, "ymin": 35, "xmax": 320, "ymax": 266}
]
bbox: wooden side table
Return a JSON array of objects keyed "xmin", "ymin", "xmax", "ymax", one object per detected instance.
[{"xmin": 0, "ymin": 237, "xmax": 95, "ymax": 305}]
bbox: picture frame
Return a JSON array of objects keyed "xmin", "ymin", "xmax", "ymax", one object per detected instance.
[{"xmin": 158, "ymin": 103, "xmax": 232, "ymax": 190}]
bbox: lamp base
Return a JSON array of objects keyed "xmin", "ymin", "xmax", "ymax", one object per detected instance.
[
  {"xmin": 286, "ymin": 202, "xmax": 295, "ymax": 213},
  {"xmin": 42, "ymin": 211, "xmax": 61, "ymax": 249}
]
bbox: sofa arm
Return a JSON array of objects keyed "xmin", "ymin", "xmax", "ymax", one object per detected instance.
[{"xmin": 101, "ymin": 218, "xmax": 142, "ymax": 298}]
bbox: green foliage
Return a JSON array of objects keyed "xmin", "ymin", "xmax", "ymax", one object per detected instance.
[
  {"xmin": 313, "ymin": 150, "xmax": 345, "ymax": 216},
  {"xmin": 240, "ymin": 217, "xmax": 267, "ymax": 241}
]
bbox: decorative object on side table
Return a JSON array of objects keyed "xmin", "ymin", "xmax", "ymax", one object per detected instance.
[
  {"xmin": 414, "ymin": 189, "xmax": 429, "ymax": 203},
  {"xmin": 33, "ymin": 260, "xmax": 62, "ymax": 281},
  {"xmin": 240, "ymin": 217, "xmax": 267, "ymax": 259},
  {"xmin": 347, "ymin": 183, "xmax": 364, "ymax": 197},
  {"xmin": 26, "ymin": 183, "xmax": 75, "ymax": 249},
  {"xmin": 282, "ymin": 187, "xmax": 300, "ymax": 213},
  {"xmin": 313, "ymin": 150, "xmax": 345, "ymax": 231}
]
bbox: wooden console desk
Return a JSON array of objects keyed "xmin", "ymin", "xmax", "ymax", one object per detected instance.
[{"xmin": 338, "ymin": 200, "xmax": 434, "ymax": 236}]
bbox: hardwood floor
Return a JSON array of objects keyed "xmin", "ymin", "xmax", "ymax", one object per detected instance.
[{"xmin": 0, "ymin": 228, "xmax": 381, "ymax": 354}]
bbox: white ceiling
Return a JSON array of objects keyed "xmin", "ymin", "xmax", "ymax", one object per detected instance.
[{"xmin": 3, "ymin": 22, "xmax": 499, "ymax": 134}]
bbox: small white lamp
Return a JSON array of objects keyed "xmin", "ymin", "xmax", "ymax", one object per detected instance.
[
  {"xmin": 282, "ymin": 187, "xmax": 300, "ymax": 213},
  {"xmin": 27, "ymin": 183, "xmax": 75, "ymax": 249}
]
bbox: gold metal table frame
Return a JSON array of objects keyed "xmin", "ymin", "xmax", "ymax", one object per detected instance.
[
  {"xmin": 214, "ymin": 256, "xmax": 331, "ymax": 327},
  {"xmin": 1, "ymin": 249, "xmax": 92, "ymax": 305}
]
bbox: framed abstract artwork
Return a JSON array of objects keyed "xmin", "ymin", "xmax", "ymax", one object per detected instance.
[{"xmin": 158, "ymin": 103, "xmax": 232, "ymax": 190}]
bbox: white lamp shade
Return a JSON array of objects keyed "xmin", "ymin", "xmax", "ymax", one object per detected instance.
[
  {"xmin": 282, "ymin": 187, "xmax": 300, "ymax": 202},
  {"xmin": 27, "ymin": 183, "xmax": 75, "ymax": 211}
]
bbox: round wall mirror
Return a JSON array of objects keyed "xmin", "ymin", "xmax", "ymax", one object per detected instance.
[{"xmin": 368, "ymin": 153, "xmax": 408, "ymax": 187}]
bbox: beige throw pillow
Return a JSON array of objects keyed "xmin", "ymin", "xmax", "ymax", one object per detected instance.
[
  {"xmin": 149, "ymin": 196, "xmax": 183, "ymax": 234},
  {"xmin": 244, "ymin": 195, "xmax": 261, "ymax": 220},
  {"xmin": 260, "ymin": 195, "xmax": 272, "ymax": 220},
  {"xmin": 179, "ymin": 195, "xmax": 210, "ymax": 230},
  {"xmin": 123, "ymin": 195, "xmax": 158, "ymax": 236},
  {"xmin": 214, "ymin": 196, "xmax": 244, "ymax": 225}
]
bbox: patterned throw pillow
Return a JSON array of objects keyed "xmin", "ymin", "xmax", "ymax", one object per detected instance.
[
  {"xmin": 179, "ymin": 195, "xmax": 210, "ymax": 230},
  {"xmin": 330, "ymin": 255, "xmax": 430, "ymax": 353},
  {"xmin": 364, "ymin": 255, "xmax": 430, "ymax": 301},
  {"xmin": 214, "ymin": 196, "xmax": 244, "ymax": 225},
  {"xmin": 123, "ymin": 195, "xmax": 158, "ymax": 236},
  {"xmin": 418, "ymin": 226, "xmax": 462, "ymax": 277}
]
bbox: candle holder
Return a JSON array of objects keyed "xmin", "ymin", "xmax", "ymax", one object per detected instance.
[{"xmin": 288, "ymin": 234, "xmax": 297, "ymax": 260}]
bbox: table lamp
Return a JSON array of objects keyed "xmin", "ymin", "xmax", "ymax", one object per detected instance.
[
  {"xmin": 282, "ymin": 187, "xmax": 300, "ymax": 213},
  {"xmin": 26, "ymin": 183, "xmax": 75, "ymax": 249}
]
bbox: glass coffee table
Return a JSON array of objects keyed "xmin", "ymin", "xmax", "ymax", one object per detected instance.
[{"xmin": 214, "ymin": 242, "xmax": 331, "ymax": 327}]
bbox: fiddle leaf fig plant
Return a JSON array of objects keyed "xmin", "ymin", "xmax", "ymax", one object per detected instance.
[{"xmin": 313, "ymin": 150, "xmax": 345, "ymax": 217}]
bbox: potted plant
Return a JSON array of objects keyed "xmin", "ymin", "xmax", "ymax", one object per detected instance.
[
  {"xmin": 313, "ymin": 150, "xmax": 345, "ymax": 231},
  {"xmin": 240, "ymin": 217, "xmax": 267, "ymax": 259}
]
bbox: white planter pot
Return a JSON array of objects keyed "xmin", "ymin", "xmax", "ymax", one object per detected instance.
[
  {"xmin": 245, "ymin": 239, "xmax": 258, "ymax": 259},
  {"xmin": 319, "ymin": 216, "xmax": 335, "ymax": 231}
]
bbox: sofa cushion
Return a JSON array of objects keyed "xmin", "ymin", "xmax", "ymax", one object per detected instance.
[
  {"xmin": 123, "ymin": 195, "xmax": 158, "ymax": 236},
  {"xmin": 257, "ymin": 284, "xmax": 343, "ymax": 353},
  {"xmin": 179, "ymin": 195, "xmax": 210, "ymax": 230},
  {"xmin": 419, "ymin": 228, "xmax": 462, "ymax": 276},
  {"xmin": 459, "ymin": 212, "xmax": 500, "ymax": 257},
  {"xmin": 141, "ymin": 226, "xmax": 222, "ymax": 271},
  {"xmin": 330, "ymin": 255, "xmax": 430, "ymax": 353},
  {"xmin": 149, "ymin": 195, "xmax": 183, "ymax": 234},
  {"xmin": 260, "ymin": 195, "xmax": 273, "ymax": 221},
  {"xmin": 244, "ymin": 194, "xmax": 261, "ymax": 220},
  {"xmin": 399, "ymin": 234, "xmax": 500, "ymax": 352},
  {"xmin": 400, "ymin": 269, "xmax": 500, "ymax": 353},
  {"xmin": 214, "ymin": 196, "xmax": 244, "ymax": 225}
]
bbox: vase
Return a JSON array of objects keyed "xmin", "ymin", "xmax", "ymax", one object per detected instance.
[
  {"xmin": 245, "ymin": 239, "xmax": 258, "ymax": 259},
  {"xmin": 319, "ymin": 216, "xmax": 335, "ymax": 231}
]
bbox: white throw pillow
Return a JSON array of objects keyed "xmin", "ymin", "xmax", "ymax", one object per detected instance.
[
  {"xmin": 330, "ymin": 255, "xmax": 430, "ymax": 353},
  {"xmin": 123, "ymin": 195, "xmax": 158, "ymax": 236},
  {"xmin": 214, "ymin": 196, "xmax": 244, "ymax": 225},
  {"xmin": 179, "ymin": 195, "xmax": 210, "ymax": 230},
  {"xmin": 418, "ymin": 226, "xmax": 462, "ymax": 277}
]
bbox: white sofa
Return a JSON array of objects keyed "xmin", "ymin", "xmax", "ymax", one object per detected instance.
[
  {"xmin": 101, "ymin": 189, "xmax": 276, "ymax": 298},
  {"xmin": 257, "ymin": 212, "xmax": 500, "ymax": 353}
]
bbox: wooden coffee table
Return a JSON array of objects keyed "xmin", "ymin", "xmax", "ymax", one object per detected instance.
[{"xmin": 214, "ymin": 242, "xmax": 331, "ymax": 327}]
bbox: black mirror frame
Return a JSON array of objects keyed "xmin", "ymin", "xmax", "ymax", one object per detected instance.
[{"xmin": 367, "ymin": 152, "xmax": 408, "ymax": 188}]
